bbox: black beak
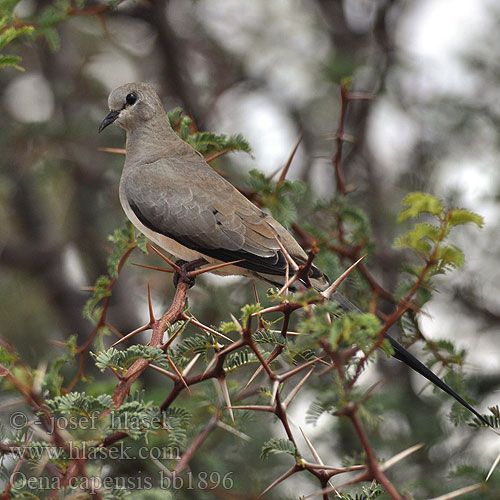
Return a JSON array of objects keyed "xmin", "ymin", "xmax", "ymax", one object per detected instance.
[{"xmin": 98, "ymin": 110, "xmax": 120, "ymax": 133}]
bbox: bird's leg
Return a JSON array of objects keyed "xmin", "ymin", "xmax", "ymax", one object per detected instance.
[{"xmin": 173, "ymin": 258, "xmax": 208, "ymax": 288}]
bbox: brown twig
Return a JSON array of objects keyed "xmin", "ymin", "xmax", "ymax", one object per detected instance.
[
  {"xmin": 332, "ymin": 82, "xmax": 350, "ymax": 195},
  {"xmin": 112, "ymin": 279, "xmax": 191, "ymax": 407},
  {"xmin": 175, "ymin": 415, "xmax": 218, "ymax": 473},
  {"xmin": 276, "ymin": 132, "xmax": 303, "ymax": 185},
  {"xmin": 349, "ymin": 243, "xmax": 439, "ymax": 389},
  {"xmin": 64, "ymin": 245, "xmax": 136, "ymax": 393},
  {"xmin": 345, "ymin": 408, "xmax": 404, "ymax": 500}
]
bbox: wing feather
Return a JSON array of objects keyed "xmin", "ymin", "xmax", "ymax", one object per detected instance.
[{"xmin": 124, "ymin": 160, "xmax": 292, "ymax": 275}]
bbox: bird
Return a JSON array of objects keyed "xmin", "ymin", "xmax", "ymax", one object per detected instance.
[{"xmin": 99, "ymin": 82, "xmax": 487, "ymax": 424}]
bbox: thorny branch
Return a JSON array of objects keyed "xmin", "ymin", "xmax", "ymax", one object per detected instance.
[
  {"xmin": 64, "ymin": 244, "xmax": 137, "ymax": 393},
  {"xmin": 6, "ymin": 241, "xmax": 408, "ymax": 497},
  {"xmin": 1, "ymin": 86, "xmax": 475, "ymax": 500}
]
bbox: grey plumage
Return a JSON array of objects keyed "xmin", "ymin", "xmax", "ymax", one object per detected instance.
[
  {"xmin": 99, "ymin": 82, "xmax": 487, "ymax": 425},
  {"xmin": 102, "ymin": 82, "xmax": 328, "ymax": 289}
]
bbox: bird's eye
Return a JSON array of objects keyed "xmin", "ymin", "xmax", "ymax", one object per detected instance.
[{"xmin": 126, "ymin": 92, "xmax": 137, "ymax": 105}]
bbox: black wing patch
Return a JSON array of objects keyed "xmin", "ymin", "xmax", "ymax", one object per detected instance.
[{"xmin": 129, "ymin": 201, "xmax": 288, "ymax": 276}]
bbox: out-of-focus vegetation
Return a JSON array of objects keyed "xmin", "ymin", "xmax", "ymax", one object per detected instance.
[{"xmin": 1, "ymin": 1, "xmax": 499, "ymax": 499}]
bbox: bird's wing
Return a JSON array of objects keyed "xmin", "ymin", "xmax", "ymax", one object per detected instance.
[{"xmin": 124, "ymin": 159, "xmax": 307, "ymax": 277}]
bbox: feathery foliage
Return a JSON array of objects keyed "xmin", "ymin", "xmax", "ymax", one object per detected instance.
[
  {"xmin": 261, "ymin": 438, "xmax": 299, "ymax": 460},
  {"xmin": 92, "ymin": 345, "xmax": 169, "ymax": 375},
  {"xmin": 247, "ymin": 169, "xmax": 307, "ymax": 228},
  {"xmin": 167, "ymin": 107, "xmax": 252, "ymax": 159},
  {"xmin": 0, "ymin": 45, "xmax": 494, "ymax": 498}
]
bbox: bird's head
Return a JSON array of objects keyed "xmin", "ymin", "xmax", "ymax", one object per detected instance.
[{"xmin": 99, "ymin": 82, "xmax": 163, "ymax": 133}]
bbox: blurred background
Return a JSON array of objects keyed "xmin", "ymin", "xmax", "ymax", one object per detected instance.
[{"xmin": 1, "ymin": 0, "xmax": 499, "ymax": 497}]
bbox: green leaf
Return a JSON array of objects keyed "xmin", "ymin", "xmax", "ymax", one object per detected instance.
[
  {"xmin": 394, "ymin": 223, "xmax": 442, "ymax": 255},
  {"xmin": 397, "ymin": 192, "xmax": 444, "ymax": 222},
  {"xmin": 0, "ymin": 25, "xmax": 34, "ymax": 49},
  {"xmin": 253, "ymin": 329, "xmax": 287, "ymax": 346},
  {"xmin": 167, "ymin": 107, "xmax": 184, "ymax": 128},
  {"xmin": 37, "ymin": 26, "xmax": 60, "ymax": 51},
  {"xmin": 37, "ymin": 4, "xmax": 69, "ymax": 30},
  {"xmin": 299, "ymin": 302, "xmax": 380, "ymax": 353},
  {"xmin": 306, "ymin": 376, "xmax": 346, "ymax": 424},
  {"xmin": 82, "ymin": 275, "xmax": 111, "ymax": 322},
  {"xmin": 330, "ymin": 312, "xmax": 381, "ymax": 353},
  {"xmin": 168, "ymin": 107, "xmax": 251, "ymax": 159},
  {"xmin": 177, "ymin": 115, "xmax": 192, "ymax": 140},
  {"xmin": 467, "ymin": 406, "xmax": 500, "ymax": 429},
  {"xmin": 43, "ymin": 335, "xmax": 77, "ymax": 395},
  {"xmin": 338, "ymin": 483, "xmax": 384, "ymax": 500},
  {"xmin": 168, "ymin": 332, "xmax": 218, "ymax": 366},
  {"xmin": 0, "ymin": 346, "xmax": 17, "ymax": 363},
  {"xmin": 186, "ymin": 131, "xmax": 251, "ymax": 156},
  {"xmin": 219, "ymin": 320, "xmax": 239, "ymax": 334},
  {"xmin": 92, "ymin": 345, "xmax": 170, "ymax": 374},
  {"xmin": 106, "ymin": 221, "xmax": 138, "ymax": 278},
  {"xmin": 136, "ymin": 232, "xmax": 148, "ymax": 254},
  {"xmin": 437, "ymin": 245, "xmax": 465, "ymax": 269},
  {"xmin": 240, "ymin": 303, "xmax": 262, "ymax": 326},
  {"xmin": 45, "ymin": 392, "xmax": 113, "ymax": 416},
  {"xmin": 261, "ymin": 438, "xmax": 299, "ymax": 460},
  {"xmin": 0, "ymin": 54, "xmax": 23, "ymax": 71},
  {"xmin": 163, "ymin": 406, "xmax": 191, "ymax": 426},
  {"xmin": 225, "ymin": 349, "xmax": 258, "ymax": 372},
  {"xmin": 247, "ymin": 169, "xmax": 306, "ymax": 227},
  {"xmin": 0, "ymin": 1, "xmax": 24, "ymax": 19},
  {"xmin": 0, "ymin": 23, "xmax": 34, "ymax": 71},
  {"xmin": 108, "ymin": 392, "xmax": 164, "ymax": 439},
  {"xmin": 448, "ymin": 208, "xmax": 484, "ymax": 228}
]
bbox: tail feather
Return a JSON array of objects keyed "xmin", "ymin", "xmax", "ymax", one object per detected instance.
[
  {"xmin": 328, "ymin": 292, "xmax": 488, "ymax": 425},
  {"xmin": 386, "ymin": 334, "xmax": 487, "ymax": 425}
]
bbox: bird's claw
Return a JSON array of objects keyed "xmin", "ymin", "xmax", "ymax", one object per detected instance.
[{"xmin": 173, "ymin": 258, "xmax": 207, "ymax": 288}]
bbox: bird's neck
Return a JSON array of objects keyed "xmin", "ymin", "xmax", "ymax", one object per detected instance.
[{"xmin": 124, "ymin": 116, "xmax": 177, "ymax": 167}]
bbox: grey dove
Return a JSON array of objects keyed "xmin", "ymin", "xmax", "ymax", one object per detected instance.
[{"xmin": 99, "ymin": 82, "xmax": 487, "ymax": 424}]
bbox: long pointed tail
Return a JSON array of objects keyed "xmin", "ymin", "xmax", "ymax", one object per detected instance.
[
  {"xmin": 329, "ymin": 292, "xmax": 487, "ymax": 425},
  {"xmin": 385, "ymin": 334, "xmax": 487, "ymax": 424}
]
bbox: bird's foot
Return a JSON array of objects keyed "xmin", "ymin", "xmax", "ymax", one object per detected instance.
[{"xmin": 173, "ymin": 258, "xmax": 208, "ymax": 288}]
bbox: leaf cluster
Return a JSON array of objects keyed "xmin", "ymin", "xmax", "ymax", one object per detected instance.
[
  {"xmin": 45, "ymin": 391, "xmax": 112, "ymax": 415},
  {"xmin": 83, "ymin": 221, "xmax": 144, "ymax": 323},
  {"xmin": 261, "ymin": 438, "xmax": 299, "ymax": 460},
  {"xmin": 0, "ymin": 72, "xmax": 493, "ymax": 500},
  {"xmin": 298, "ymin": 301, "xmax": 386, "ymax": 355},
  {"xmin": 0, "ymin": 1, "xmax": 34, "ymax": 71},
  {"xmin": 338, "ymin": 484, "xmax": 383, "ymax": 500},
  {"xmin": 167, "ymin": 107, "xmax": 252, "ymax": 159},
  {"xmin": 92, "ymin": 345, "xmax": 169, "ymax": 375},
  {"xmin": 247, "ymin": 169, "xmax": 307, "ymax": 228},
  {"xmin": 0, "ymin": 1, "xmax": 119, "ymax": 71},
  {"xmin": 395, "ymin": 192, "xmax": 483, "ymax": 279},
  {"xmin": 168, "ymin": 331, "xmax": 219, "ymax": 367}
]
